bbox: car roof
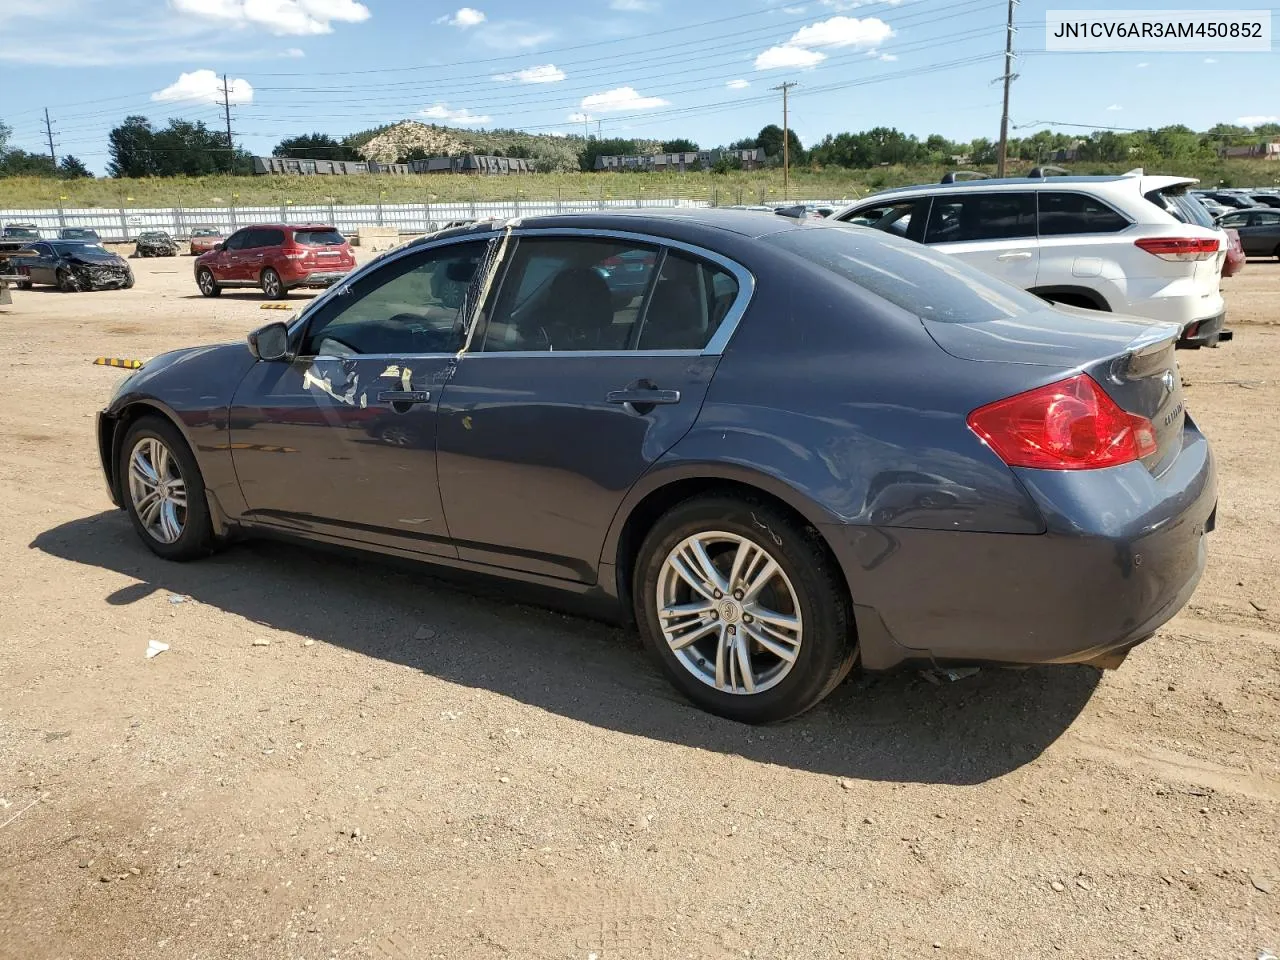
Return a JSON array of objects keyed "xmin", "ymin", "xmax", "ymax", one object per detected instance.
[
  {"xmin": 424, "ymin": 208, "xmax": 809, "ymax": 246},
  {"xmin": 237, "ymin": 223, "xmax": 337, "ymax": 230}
]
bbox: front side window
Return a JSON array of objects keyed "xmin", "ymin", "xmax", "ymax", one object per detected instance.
[
  {"xmin": 478, "ymin": 237, "xmax": 660, "ymax": 352},
  {"xmin": 1220, "ymin": 212, "xmax": 1250, "ymax": 228},
  {"xmin": 924, "ymin": 191, "xmax": 1035, "ymax": 244},
  {"xmin": 300, "ymin": 241, "xmax": 487, "ymax": 357},
  {"xmin": 840, "ymin": 198, "xmax": 929, "ymax": 242},
  {"xmin": 1037, "ymin": 192, "xmax": 1129, "ymax": 236},
  {"xmin": 224, "ymin": 230, "xmax": 251, "ymax": 251}
]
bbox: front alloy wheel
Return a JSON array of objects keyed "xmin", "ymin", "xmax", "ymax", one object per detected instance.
[
  {"xmin": 657, "ymin": 532, "xmax": 802, "ymax": 695},
  {"xmin": 127, "ymin": 437, "xmax": 187, "ymax": 544},
  {"xmin": 197, "ymin": 268, "xmax": 221, "ymax": 297}
]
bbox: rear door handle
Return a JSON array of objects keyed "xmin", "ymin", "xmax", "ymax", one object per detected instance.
[
  {"xmin": 606, "ymin": 388, "xmax": 681, "ymax": 405},
  {"xmin": 378, "ymin": 390, "xmax": 431, "ymax": 405},
  {"xmin": 996, "ymin": 251, "xmax": 1033, "ymax": 261}
]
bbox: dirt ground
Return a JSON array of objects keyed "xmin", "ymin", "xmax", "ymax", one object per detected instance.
[{"xmin": 1, "ymin": 245, "xmax": 1278, "ymax": 960}]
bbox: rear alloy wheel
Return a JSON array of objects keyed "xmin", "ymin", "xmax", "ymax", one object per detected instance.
[
  {"xmin": 56, "ymin": 268, "xmax": 81, "ymax": 292},
  {"xmin": 120, "ymin": 416, "xmax": 214, "ymax": 561},
  {"xmin": 634, "ymin": 496, "xmax": 856, "ymax": 723},
  {"xmin": 261, "ymin": 268, "xmax": 287, "ymax": 300},
  {"xmin": 196, "ymin": 268, "xmax": 221, "ymax": 297}
]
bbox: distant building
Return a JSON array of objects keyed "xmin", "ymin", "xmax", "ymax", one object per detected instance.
[
  {"xmin": 252, "ymin": 154, "xmax": 534, "ymax": 176},
  {"xmin": 593, "ymin": 147, "xmax": 767, "ymax": 172},
  {"xmin": 1219, "ymin": 141, "xmax": 1280, "ymax": 160}
]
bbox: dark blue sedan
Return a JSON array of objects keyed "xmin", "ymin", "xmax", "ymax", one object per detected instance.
[{"xmin": 94, "ymin": 210, "xmax": 1215, "ymax": 723}]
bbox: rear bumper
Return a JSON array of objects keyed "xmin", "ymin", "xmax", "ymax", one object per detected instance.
[
  {"xmin": 1178, "ymin": 311, "xmax": 1229, "ymax": 349},
  {"xmin": 288, "ymin": 270, "xmax": 350, "ymax": 289},
  {"xmin": 826, "ymin": 420, "xmax": 1217, "ymax": 671}
]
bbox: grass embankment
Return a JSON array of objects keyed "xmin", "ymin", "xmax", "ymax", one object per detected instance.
[{"xmin": 2, "ymin": 160, "xmax": 1275, "ymax": 209}]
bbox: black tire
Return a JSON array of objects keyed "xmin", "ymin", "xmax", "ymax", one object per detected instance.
[
  {"xmin": 16, "ymin": 280, "xmax": 32, "ymax": 291},
  {"xmin": 56, "ymin": 268, "xmax": 80, "ymax": 293},
  {"xmin": 196, "ymin": 268, "xmax": 221, "ymax": 297},
  {"xmin": 261, "ymin": 268, "xmax": 287, "ymax": 300},
  {"xmin": 124, "ymin": 274, "xmax": 135, "ymax": 289},
  {"xmin": 118, "ymin": 415, "xmax": 215, "ymax": 562},
  {"xmin": 633, "ymin": 495, "xmax": 856, "ymax": 724}
]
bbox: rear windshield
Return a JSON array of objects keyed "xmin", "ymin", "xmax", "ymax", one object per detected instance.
[
  {"xmin": 1147, "ymin": 187, "xmax": 1217, "ymax": 229},
  {"xmin": 294, "ymin": 229, "xmax": 345, "ymax": 246},
  {"xmin": 766, "ymin": 224, "xmax": 1046, "ymax": 323}
]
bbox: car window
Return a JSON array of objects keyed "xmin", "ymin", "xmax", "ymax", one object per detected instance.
[
  {"xmin": 1220, "ymin": 212, "xmax": 1250, "ymax": 228},
  {"xmin": 841, "ymin": 199, "xmax": 929, "ymax": 243},
  {"xmin": 224, "ymin": 230, "xmax": 250, "ymax": 251},
  {"xmin": 478, "ymin": 237, "xmax": 661, "ymax": 353},
  {"xmin": 924, "ymin": 191, "xmax": 1035, "ymax": 243},
  {"xmin": 1037, "ymin": 192, "xmax": 1129, "ymax": 236},
  {"xmin": 301, "ymin": 241, "xmax": 487, "ymax": 357},
  {"xmin": 33, "ymin": 243, "xmax": 53, "ymax": 257},
  {"xmin": 294, "ymin": 229, "xmax": 345, "ymax": 246},
  {"xmin": 635, "ymin": 250, "xmax": 739, "ymax": 351},
  {"xmin": 260, "ymin": 228, "xmax": 286, "ymax": 247},
  {"xmin": 767, "ymin": 225, "xmax": 1047, "ymax": 323},
  {"xmin": 1255, "ymin": 212, "xmax": 1280, "ymax": 226},
  {"xmin": 1147, "ymin": 188, "xmax": 1217, "ymax": 229}
]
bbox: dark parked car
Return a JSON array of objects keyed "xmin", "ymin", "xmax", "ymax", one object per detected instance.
[
  {"xmin": 135, "ymin": 231, "xmax": 179, "ymax": 258},
  {"xmin": 1248, "ymin": 192, "xmax": 1280, "ymax": 209},
  {"xmin": 1217, "ymin": 208, "xmax": 1280, "ymax": 258},
  {"xmin": 59, "ymin": 227, "xmax": 100, "ymax": 242},
  {"xmin": 15, "ymin": 240, "xmax": 133, "ymax": 291},
  {"xmin": 1202, "ymin": 191, "xmax": 1260, "ymax": 210},
  {"xmin": 194, "ymin": 223, "xmax": 355, "ymax": 299},
  {"xmin": 95, "ymin": 211, "xmax": 1216, "ymax": 723},
  {"xmin": 2, "ymin": 223, "xmax": 40, "ymax": 241}
]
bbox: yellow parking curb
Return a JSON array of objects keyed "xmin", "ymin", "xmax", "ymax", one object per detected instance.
[
  {"xmin": 260, "ymin": 303, "xmax": 294, "ymax": 310},
  {"xmin": 93, "ymin": 357, "xmax": 145, "ymax": 369}
]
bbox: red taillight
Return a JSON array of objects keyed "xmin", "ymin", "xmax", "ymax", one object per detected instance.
[
  {"xmin": 968, "ymin": 374, "xmax": 1158, "ymax": 470},
  {"xmin": 1134, "ymin": 236, "xmax": 1219, "ymax": 261}
]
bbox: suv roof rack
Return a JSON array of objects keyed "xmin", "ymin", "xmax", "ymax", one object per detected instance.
[
  {"xmin": 1027, "ymin": 165, "xmax": 1070, "ymax": 179},
  {"xmin": 940, "ymin": 171, "xmax": 991, "ymax": 184}
]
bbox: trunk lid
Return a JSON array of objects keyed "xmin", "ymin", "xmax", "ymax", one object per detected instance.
[{"xmin": 925, "ymin": 307, "xmax": 1185, "ymax": 473}]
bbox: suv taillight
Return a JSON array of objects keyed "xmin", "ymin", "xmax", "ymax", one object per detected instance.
[
  {"xmin": 282, "ymin": 245, "xmax": 308, "ymax": 260},
  {"xmin": 967, "ymin": 374, "xmax": 1157, "ymax": 470},
  {"xmin": 1134, "ymin": 237, "xmax": 1220, "ymax": 261}
]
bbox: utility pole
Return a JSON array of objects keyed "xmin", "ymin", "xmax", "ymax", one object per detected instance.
[
  {"xmin": 221, "ymin": 73, "xmax": 234, "ymax": 173},
  {"xmin": 996, "ymin": 0, "xmax": 1018, "ymax": 177},
  {"xmin": 43, "ymin": 108, "xmax": 57, "ymax": 167},
  {"xmin": 771, "ymin": 81, "xmax": 797, "ymax": 200}
]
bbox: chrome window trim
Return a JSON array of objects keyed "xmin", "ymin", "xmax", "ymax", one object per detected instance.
[
  {"xmin": 479, "ymin": 227, "xmax": 756, "ymax": 358},
  {"xmin": 287, "ymin": 226, "xmax": 755, "ymax": 362}
]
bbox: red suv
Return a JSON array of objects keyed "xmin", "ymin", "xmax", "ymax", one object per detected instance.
[{"xmin": 194, "ymin": 224, "xmax": 355, "ymax": 299}]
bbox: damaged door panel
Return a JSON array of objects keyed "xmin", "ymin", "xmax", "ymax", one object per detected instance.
[{"xmin": 227, "ymin": 239, "xmax": 491, "ymax": 556}]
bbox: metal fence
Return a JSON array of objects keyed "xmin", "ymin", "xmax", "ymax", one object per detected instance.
[{"xmin": 0, "ymin": 196, "xmax": 851, "ymax": 242}]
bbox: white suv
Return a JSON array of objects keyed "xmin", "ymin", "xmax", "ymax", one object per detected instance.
[{"xmin": 833, "ymin": 170, "xmax": 1230, "ymax": 347}]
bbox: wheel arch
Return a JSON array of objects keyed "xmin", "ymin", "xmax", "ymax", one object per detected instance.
[
  {"xmin": 604, "ymin": 463, "xmax": 847, "ymax": 621},
  {"xmin": 1030, "ymin": 285, "xmax": 1112, "ymax": 312}
]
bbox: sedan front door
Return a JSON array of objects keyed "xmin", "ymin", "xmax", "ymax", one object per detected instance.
[
  {"xmin": 436, "ymin": 233, "xmax": 750, "ymax": 583},
  {"xmin": 23, "ymin": 243, "xmax": 58, "ymax": 285},
  {"xmin": 227, "ymin": 238, "xmax": 491, "ymax": 555}
]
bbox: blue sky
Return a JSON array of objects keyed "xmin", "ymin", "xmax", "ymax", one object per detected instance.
[{"xmin": 1, "ymin": 0, "xmax": 1276, "ymax": 174}]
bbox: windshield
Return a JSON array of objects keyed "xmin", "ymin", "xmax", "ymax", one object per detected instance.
[
  {"xmin": 5, "ymin": 227, "xmax": 39, "ymax": 238},
  {"xmin": 766, "ymin": 224, "xmax": 1046, "ymax": 323},
  {"xmin": 62, "ymin": 229, "xmax": 96, "ymax": 239},
  {"xmin": 193, "ymin": 228, "xmax": 220, "ymax": 237},
  {"xmin": 294, "ymin": 229, "xmax": 345, "ymax": 246}
]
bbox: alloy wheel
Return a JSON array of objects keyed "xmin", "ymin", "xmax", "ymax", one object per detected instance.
[
  {"xmin": 263, "ymin": 270, "xmax": 281, "ymax": 297},
  {"xmin": 127, "ymin": 437, "xmax": 187, "ymax": 544},
  {"xmin": 655, "ymin": 531, "xmax": 803, "ymax": 695},
  {"xmin": 198, "ymin": 270, "xmax": 215, "ymax": 295}
]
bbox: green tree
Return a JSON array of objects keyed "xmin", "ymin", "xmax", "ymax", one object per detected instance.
[
  {"xmin": 578, "ymin": 137, "xmax": 640, "ymax": 172},
  {"xmin": 108, "ymin": 116, "xmax": 156, "ymax": 178},
  {"xmin": 0, "ymin": 149, "xmax": 57, "ymax": 176},
  {"xmin": 756, "ymin": 124, "xmax": 804, "ymax": 164},
  {"xmin": 661, "ymin": 138, "xmax": 698, "ymax": 153},
  {"xmin": 273, "ymin": 133, "xmax": 360, "ymax": 161},
  {"xmin": 58, "ymin": 155, "xmax": 92, "ymax": 179},
  {"xmin": 0, "ymin": 118, "xmax": 11, "ymax": 156}
]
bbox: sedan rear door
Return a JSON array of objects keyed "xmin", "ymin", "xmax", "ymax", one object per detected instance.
[{"xmin": 435, "ymin": 232, "xmax": 750, "ymax": 583}]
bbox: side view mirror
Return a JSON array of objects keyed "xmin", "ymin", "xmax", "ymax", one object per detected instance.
[
  {"xmin": 247, "ymin": 321, "xmax": 290, "ymax": 362},
  {"xmin": 214, "ymin": 241, "xmax": 226, "ymax": 252}
]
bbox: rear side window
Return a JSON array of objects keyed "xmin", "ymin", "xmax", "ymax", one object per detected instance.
[
  {"xmin": 294, "ymin": 229, "xmax": 345, "ymax": 246},
  {"xmin": 840, "ymin": 198, "xmax": 929, "ymax": 243},
  {"xmin": 1255, "ymin": 212, "xmax": 1280, "ymax": 226},
  {"xmin": 635, "ymin": 250, "xmax": 739, "ymax": 351},
  {"xmin": 924, "ymin": 192, "xmax": 1035, "ymax": 243},
  {"xmin": 1148, "ymin": 188, "xmax": 1217, "ymax": 228},
  {"xmin": 767, "ymin": 225, "xmax": 1047, "ymax": 323},
  {"xmin": 1037, "ymin": 192, "xmax": 1129, "ymax": 235},
  {"xmin": 259, "ymin": 228, "xmax": 286, "ymax": 247}
]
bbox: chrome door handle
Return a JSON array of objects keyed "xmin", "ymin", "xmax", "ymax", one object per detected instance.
[
  {"xmin": 378, "ymin": 390, "xmax": 431, "ymax": 405},
  {"xmin": 606, "ymin": 389, "xmax": 681, "ymax": 405},
  {"xmin": 996, "ymin": 251, "xmax": 1033, "ymax": 261}
]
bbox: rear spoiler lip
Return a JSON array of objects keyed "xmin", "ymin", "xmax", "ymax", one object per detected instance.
[{"xmin": 1125, "ymin": 320, "xmax": 1182, "ymax": 357}]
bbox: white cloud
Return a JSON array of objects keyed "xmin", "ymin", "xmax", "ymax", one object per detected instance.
[
  {"xmin": 875, "ymin": 52, "xmax": 897, "ymax": 61},
  {"xmin": 727, "ymin": 78, "xmax": 751, "ymax": 89},
  {"xmin": 1203, "ymin": 57, "xmax": 1217, "ymax": 63},
  {"xmin": 281, "ymin": 46, "xmax": 305, "ymax": 57},
  {"xmin": 755, "ymin": 44, "xmax": 826, "ymax": 69},
  {"xmin": 171, "ymin": 0, "xmax": 370, "ymax": 35},
  {"xmin": 436, "ymin": 7, "xmax": 485, "ymax": 27},
  {"xmin": 420, "ymin": 103, "xmax": 492, "ymax": 125},
  {"xmin": 1136, "ymin": 62, "xmax": 1149, "ymax": 68},
  {"xmin": 475, "ymin": 21, "xmax": 554, "ymax": 49},
  {"xmin": 787, "ymin": 15, "xmax": 892, "ymax": 48},
  {"xmin": 1239, "ymin": 115, "xmax": 1280, "ymax": 126},
  {"xmin": 580, "ymin": 86, "xmax": 670, "ymax": 112},
  {"xmin": 151, "ymin": 68, "xmax": 253, "ymax": 104},
  {"xmin": 820, "ymin": 0, "xmax": 902, "ymax": 8},
  {"xmin": 1106, "ymin": 103, "xmax": 1122, "ymax": 111},
  {"xmin": 781, "ymin": 5, "xmax": 807, "ymax": 13},
  {"xmin": 493, "ymin": 63, "xmax": 565, "ymax": 83},
  {"xmin": 609, "ymin": 0, "xmax": 657, "ymax": 9}
]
